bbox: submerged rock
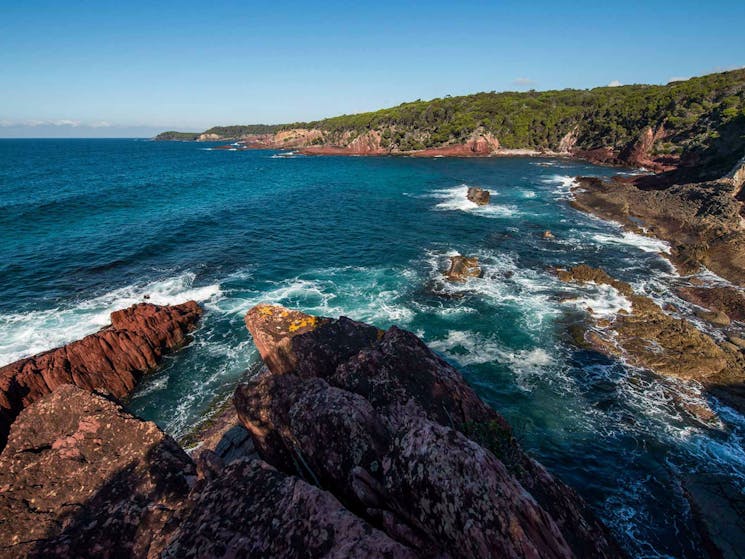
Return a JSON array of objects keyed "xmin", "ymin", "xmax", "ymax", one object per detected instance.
[
  {"xmin": 0, "ymin": 301, "xmax": 202, "ymax": 451},
  {"xmin": 0, "ymin": 385, "xmax": 195, "ymax": 558},
  {"xmin": 466, "ymin": 186, "xmax": 491, "ymax": 205},
  {"xmin": 240, "ymin": 304, "xmax": 625, "ymax": 558},
  {"xmin": 445, "ymin": 255, "xmax": 482, "ymax": 282}
]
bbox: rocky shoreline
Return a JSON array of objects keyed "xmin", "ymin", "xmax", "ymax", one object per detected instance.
[
  {"xmin": 0, "ymin": 302, "xmax": 626, "ymax": 558},
  {"xmin": 0, "ymin": 301, "xmax": 202, "ymax": 451}
]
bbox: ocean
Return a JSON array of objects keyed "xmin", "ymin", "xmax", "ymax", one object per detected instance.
[{"xmin": 1, "ymin": 138, "xmax": 742, "ymax": 557}]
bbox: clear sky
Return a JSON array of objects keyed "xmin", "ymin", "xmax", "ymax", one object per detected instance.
[{"xmin": 1, "ymin": 0, "xmax": 744, "ymax": 137}]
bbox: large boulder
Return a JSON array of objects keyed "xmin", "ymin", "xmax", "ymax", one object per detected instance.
[
  {"xmin": 240, "ymin": 304, "xmax": 625, "ymax": 558},
  {"xmin": 0, "ymin": 301, "xmax": 202, "ymax": 450},
  {"xmin": 0, "ymin": 385, "xmax": 195, "ymax": 558}
]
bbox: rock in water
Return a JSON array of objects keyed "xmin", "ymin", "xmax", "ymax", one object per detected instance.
[
  {"xmin": 466, "ymin": 186, "xmax": 490, "ymax": 205},
  {"xmin": 445, "ymin": 255, "xmax": 482, "ymax": 282},
  {"xmin": 240, "ymin": 304, "xmax": 626, "ymax": 558},
  {"xmin": 543, "ymin": 230, "xmax": 555, "ymax": 239},
  {"xmin": 0, "ymin": 301, "xmax": 202, "ymax": 450},
  {"xmin": 0, "ymin": 385, "xmax": 195, "ymax": 558}
]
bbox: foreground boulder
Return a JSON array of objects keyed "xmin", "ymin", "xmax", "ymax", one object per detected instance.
[
  {"xmin": 163, "ymin": 458, "xmax": 416, "ymax": 558},
  {"xmin": 445, "ymin": 255, "xmax": 482, "ymax": 282},
  {"xmin": 467, "ymin": 186, "xmax": 491, "ymax": 205},
  {"xmin": 0, "ymin": 301, "xmax": 202, "ymax": 450},
  {"xmin": 239, "ymin": 304, "xmax": 625, "ymax": 558},
  {"xmin": 0, "ymin": 385, "xmax": 195, "ymax": 558}
]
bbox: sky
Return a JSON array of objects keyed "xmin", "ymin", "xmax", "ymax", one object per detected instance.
[{"xmin": 1, "ymin": 0, "xmax": 744, "ymax": 137}]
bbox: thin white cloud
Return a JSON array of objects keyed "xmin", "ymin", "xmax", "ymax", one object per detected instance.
[
  {"xmin": 607, "ymin": 80, "xmax": 622, "ymax": 87},
  {"xmin": 512, "ymin": 77, "xmax": 536, "ymax": 87},
  {"xmin": 0, "ymin": 119, "xmax": 102, "ymax": 128}
]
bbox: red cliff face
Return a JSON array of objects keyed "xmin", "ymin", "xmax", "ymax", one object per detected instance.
[
  {"xmin": 575, "ymin": 126, "xmax": 678, "ymax": 173},
  {"xmin": 412, "ymin": 132, "xmax": 501, "ymax": 157},
  {"xmin": 0, "ymin": 301, "xmax": 202, "ymax": 450}
]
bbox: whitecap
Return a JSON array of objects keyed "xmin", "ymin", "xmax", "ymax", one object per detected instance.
[
  {"xmin": 541, "ymin": 174, "xmax": 577, "ymax": 198},
  {"xmin": 591, "ymin": 231, "xmax": 671, "ymax": 254},
  {"xmin": 563, "ymin": 283, "xmax": 633, "ymax": 318}
]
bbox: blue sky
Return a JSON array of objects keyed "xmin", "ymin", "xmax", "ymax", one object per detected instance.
[{"xmin": 1, "ymin": 1, "xmax": 744, "ymax": 137}]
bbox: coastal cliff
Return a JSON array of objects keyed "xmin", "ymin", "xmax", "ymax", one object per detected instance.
[
  {"xmin": 158, "ymin": 69, "xmax": 745, "ymax": 179},
  {"xmin": 0, "ymin": 304, "xmax": 624, "ymax": 558}
]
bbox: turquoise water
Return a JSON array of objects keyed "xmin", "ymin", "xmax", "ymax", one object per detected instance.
[{"xmin": 1, "ymin": 139, "xmax": 743, "ymax": 557}]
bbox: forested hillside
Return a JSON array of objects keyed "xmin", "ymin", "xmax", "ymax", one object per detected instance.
[{"xmin": 297, "ymin": 69, "xmax": 745, "ymax": 154}]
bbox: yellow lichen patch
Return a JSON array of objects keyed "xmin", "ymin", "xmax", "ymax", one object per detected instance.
[
  {"xmin": 256, "ymin": 305, "xmax": 277, "ymax": 317},
  {"xmin": 288, "ymin": 315, "xmax": 319, "ymax": 333},
  {"xmin": 376, "ymin": 329, "xmax": 385, "ymax": 341}
]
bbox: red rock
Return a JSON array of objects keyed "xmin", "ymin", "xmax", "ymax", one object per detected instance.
[
  {"xmin": 0, "ymin": 301, "xmax": 202, "ymax": 450},
  {"xmin": 163, "ymin": 458, "xmax": 417, "ymax": 558},
  {"xmin": 0, "ymin": 385, "xmax": 195, "ymax": 558},
  {"xmin": 240, "ymin": 304, "xmax": 625, "ymax": 558}
]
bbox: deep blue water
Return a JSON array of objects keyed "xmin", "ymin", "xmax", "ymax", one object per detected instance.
[{"xmin": 1, "ymin": 139, "xmax": 743, "ymax": 557}]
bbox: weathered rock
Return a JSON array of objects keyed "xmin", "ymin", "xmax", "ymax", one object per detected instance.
[
  {"xmin": 728, "ymin": 336, "xmax": 745, "ymax": 349},
  {"xmin": 235, "ymin": 371, "xmax": 575, "ymax": 559},
  {"xmin": 696, "ymin": 308, "xmax": 732, "ymax": 327},
  {"xmin": 0, "ymin": 301, "xmax": 202, "ymax": 451},
  {"xmin": 240, "ymin": 304, "xmax": 626, "ymax": 559},
  {"xmin": 445, "ymin": 255, "xmax": 482, "ymax": 282},
  {"xmin": 558, "ymin": 265, "xmax": 733, "ymax": 381},
  {"xmin": 467, "ymin": 186, "xmax": 491, "ymax": 205},
  {"xmin": 163, "ymin": 458, "xmax": 417, "ymax": 559},
  {"xmin": 570, "ymin": 176, "xmax": 745, "ymax": 285},
  {"xmin": 0, "ymin": 385, "xmax": 195, "ymax": 558},
  {"xmin": 543, "ymin": 230, "xmax": 555, "ymax": 239},
  {"xmin": 678, "ymin": 286, "xmax": 745, "ymax": 322}
]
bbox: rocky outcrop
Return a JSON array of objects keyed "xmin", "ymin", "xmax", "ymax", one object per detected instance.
[
  {"xmin": 0, "ymin": 301, "xmax": 202, "ymax": 451},
  {"xmin": 677, "ymin": 286, "xmax": 745, "ymax": 322},
  {"xmin": 238, "ymin": 304, "xmax": 626, "ymax": 558},
  {"xmin": 570, "ymin": 176, "xmax": 745, "ymax": 285},
  {"xmin": 0, "ymin": 385, "xmax": 195, "ymax": 558},
  {"xmin": 572, "ymin": 126, "xmax": 677, "ymax": 173},
  {"xmin": 301, "ymin": 130, "xmax": 388, "ymax": 156},
  {"xmin": 558, "ymin": 126, "xmax": 579, "ymax": 154},
  {"xmin": 444, "ymin": 255, "xmax": 482, "ymax": 282},
  {"xmin": 558, "ymin": 265, "xmax": 745, "ymax": 412},
  {"xmin": 467, "ymin": 186, "xmax": 490, "ymax": 205},
  {"xmin": 557, "ymin": 265, "xmax": 731, "ymax": 379},
  {"xmin": 0, "ymin": 384, "xmax": 410, "ymax": 559},
  {"xmin": 0, "ymin": 303, "xmax": 626, "ymax": 558},
  {"xmin": 413, "ymin": 130, "xmax": 501, "ymax": 157},
  {"xmin": 164, "ymin": 456, "xmax": 417, "ymax": 558}
]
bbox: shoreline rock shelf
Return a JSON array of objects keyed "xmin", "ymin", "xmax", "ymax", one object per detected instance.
[{"xmin": 0, "ymin": 303, "xmax": 626, "ymax": 558}]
